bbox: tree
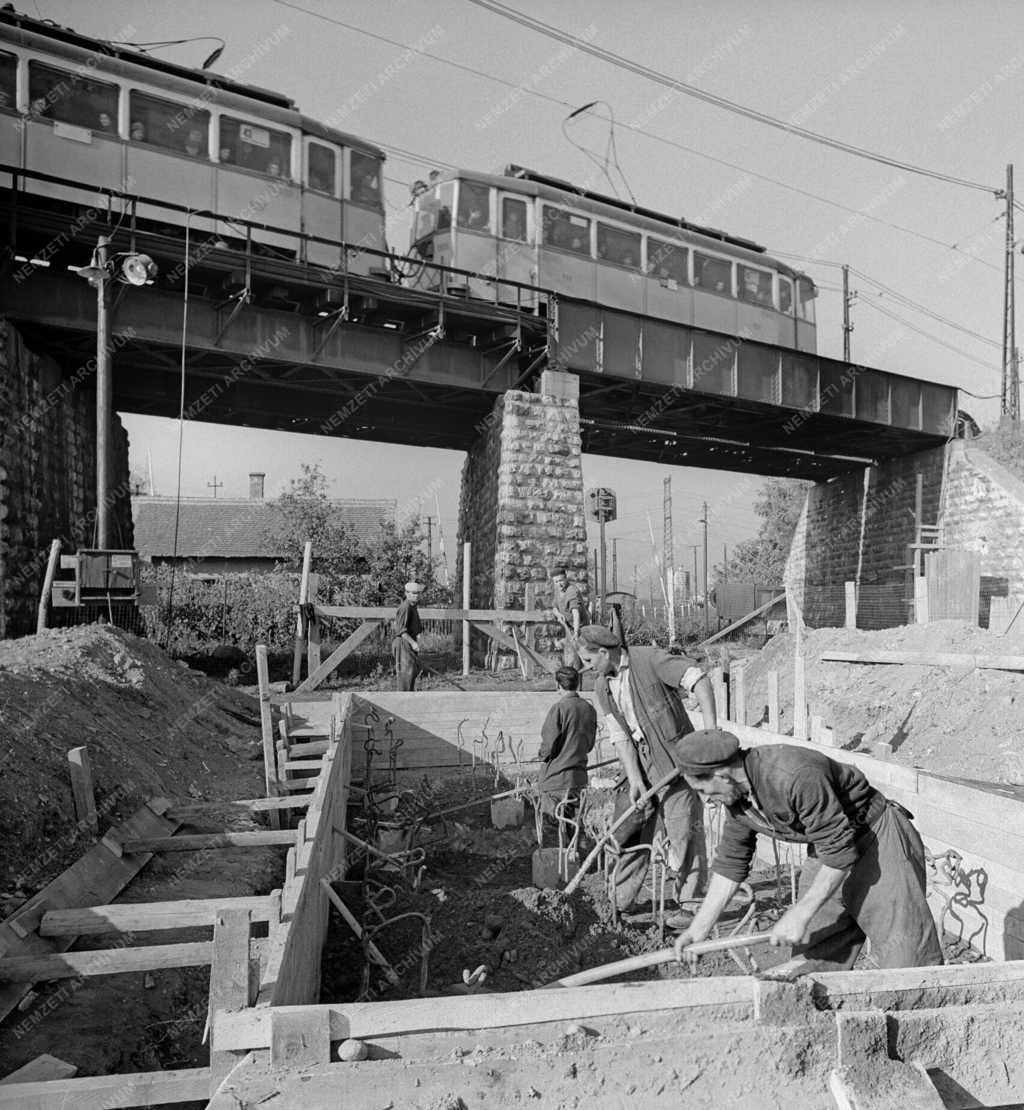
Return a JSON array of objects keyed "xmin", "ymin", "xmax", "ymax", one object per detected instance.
[
  {"xmin": 272, "ymin": 463, "xmax": 364, "ymax": 584},
  {"xmin": 717, "ymin": 479, "xmax": 809, "ymax": 585}
]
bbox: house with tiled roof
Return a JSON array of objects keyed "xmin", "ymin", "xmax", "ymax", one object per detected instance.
[{"xmin": 133, "ymin": 473, "xmax": 396, "ymax": 574}]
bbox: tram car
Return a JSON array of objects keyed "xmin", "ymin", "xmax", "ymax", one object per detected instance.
[
  {"xmin": 408, "ymin": 165, "xmax": 817, "ymax": 353},
  {"xmin": 0, "ymin": 7, "xmax": 387, "ymax": 273}
]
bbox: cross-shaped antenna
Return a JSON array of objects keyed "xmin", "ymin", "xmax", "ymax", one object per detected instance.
[{"xmin": 207, "ymin": 476, "xmax": 223, "ymax": 497}]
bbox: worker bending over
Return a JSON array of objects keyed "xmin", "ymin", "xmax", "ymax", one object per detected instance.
[
  {"xmin": 672, "ymin": 729, "xmax": 943, "ymax": 971},
  {"xmin": 576, "ymin": 625, "xmax": 718, "ymax": 929}
]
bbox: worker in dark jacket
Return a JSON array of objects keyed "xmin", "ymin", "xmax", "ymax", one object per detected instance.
[
  {"xmin": 548, "ymin": 566, "xmax": 590, "ymax": 668},
  {"xmin": 392, "ymin": 581, "xmax": 423, "ymax": 691},
  {"xmin": 537, "ymin": 666, "xmax": 597, "ymax": 819},
  {"xmin": 576, "ymin": 625, "xmax": 718, "ymax": 927},
  {"xmin": 671, "ymin": 730, "xmax": 943, "ymax": 972}
]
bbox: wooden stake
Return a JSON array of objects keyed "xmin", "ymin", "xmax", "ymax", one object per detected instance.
[
  {"xmin": 36, "ymin": 539, "xmax": 62, "ymax": 634},
  {"xmin": 731, "ymin": 661, "xmax": 747, "ymax": 726},
  {"xmin": 208, "ymin": 908, "xmax": 253, "ymax": 1092},
  {"xmin": 320, "ymin": 879, "xmax": 400, "ymax": 984},
  {"xmin": 292, "ymin": 540, "xmax": 313, "ymax": 687},
  {"xmin": 255, "ymin": 644, "xmax": 280, "ymax": 830},
  {"xmin": 793, "ymin": 614, "xmax": 807, "ymax": 741},
  {"xmin": 67, "ymin": 747, "xmax": 98, "ymax": 836},
  {"xmin": 766, "ymin": 670, "xmax": 780, "ymax": 732}
]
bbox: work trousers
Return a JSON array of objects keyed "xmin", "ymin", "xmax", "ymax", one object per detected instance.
[
  {"xmin": 795, "ymin": 801, "xmax": 944, "ymax": 972},
  {"xmin": 610, "ymin": 777, "xmax": 706, "ymax": 911},
  {"xmin": 393, "ymin": 638, "xmax": 420, "ymax": 691}
]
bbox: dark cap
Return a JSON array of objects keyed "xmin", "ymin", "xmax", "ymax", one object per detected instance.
[
  {"xmin": 672, "ymin": 728, "xmax": 742, "ymax": 774},
  {"xmin": 577, "ymin": 624, "xmax": 620, "ymax": 649}
]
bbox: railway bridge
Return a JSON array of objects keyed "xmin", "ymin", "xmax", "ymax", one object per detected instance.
[{"xmin": 1, "ymin": 170, "xmax": 958, "ymax": 630}]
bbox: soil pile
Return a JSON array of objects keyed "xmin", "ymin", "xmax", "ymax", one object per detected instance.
[
  {"xmin": 0, "ymin": 624, "xmax": 265, "ymax": 894},
  {"xmin": 739, "ymin": 620, "xmax": 1024, "ymax": 784}
]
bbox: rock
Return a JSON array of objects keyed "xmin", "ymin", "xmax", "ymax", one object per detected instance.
[
  {"xmin": 337, "ymin": 1038, "xmax": 368, "ymax": 1062},
  {"xmin": 143, "ymin": 973, "xmax": 155, "ymax": 989}
]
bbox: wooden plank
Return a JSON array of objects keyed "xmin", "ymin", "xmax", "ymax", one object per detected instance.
[
  {"xmin": 287, "ymin": 741, "xmax": 329, "ymax": 758},
  {"xmin": 315, "ymin": 605, "xmax": 549, "ymax": 622},
  {"xmin": 270, "ymin": 1009, "xmax": 332, "ymax": 1068},
  {"xmin": 0, "ymin": 1055, "xmax": 77, "ymax": 1084},
  {"xmin": 766, "ymin": 670, "xmax": 780, "ymax": 732},
  {"xmin": 120, "ymin": 831, "xmax": 296, "ymax": 853},
  {"xmin": 320, "ymin": 879, "xmax": 399, "ymax": 985},
  {"xmin": 731, "ymin": 660, "xmax": 747, "ymax": 726},
  {"xmin": 282, "ymin": 758, "xmax": 325, "ymax": 772},
  {"xmin": 0, "ymin": 800, "xmax": 178, "ymax": 1024},
  {"xmin": 821, "ymin": 650, "xmax": 1024, "ymax": 672},
  {"xmin": 255, "ymin": 644, "xmax": 280, "ymax": 830},
  {"xmin": 793, "ymin": 619, "xmax": 807, "ymax": 741},
  {"xmin": 165, "ymin": 793, "xmax": 314, "ymax": 819},
  {"xmin": 700, "ymin": 592, "xmax": 785, "ymax": 646},
  {"xmin": 469, "ymin": 621, "xmax": 558, "ymax": 674},
  {"xmin": 0, "ymin": 1068, "xmax": 210, "ymax": 1109},
  {"xmin": 292, "ymin": 539, "xmax": 313, "ymax": 687},
  {"xmin": 216, "ymin": 977, "xmax": 755, "ymax": 1049},
  {"xmin": 308, "ymin": 572, "xmax": 323, "ymax": 673},
  {"xmin": 844, "ymin": 581, "xmax": 857, "ymax": 629},
  {"xmin": 0, "ymin": 941, "xmax": 214, "ymax": 981},
  {"xmin": 297, "ymin": 620, "xmax": 381, "ymax": 692},
  {"xmin": 67, "ymin": 746, "xmax": 97, "ymax": 836},
  {"xmin": 35, "ymin": 538, "xmax": 61, "ymax": 634},
  {"xmin": 39, "ymin": 896, "xmax": 277, "ymax": 936},
  {"xmin": 209, "ymin": 908, "xmax": 253, "ymax": 1092}
]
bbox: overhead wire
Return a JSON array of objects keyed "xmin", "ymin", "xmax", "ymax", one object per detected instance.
[
  {"xmin": 272, "ymin": 0, "xmax": 1002, "ymax": 271},
  {"xmin": 859, "ymin": 298, "xmax": 1001, "ymax": 375},
  {"xmin": 462, "ymin": 0, "xmax": 1000, "ymax": 195}
]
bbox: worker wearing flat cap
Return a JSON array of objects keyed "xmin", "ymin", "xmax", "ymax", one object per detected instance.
[
  {"xmin": 392, "ymin": 581, "xmax": 424, "ymax": 691},
  {"xmin": 576, "ymin": 624, "xmax": 718, "ymax": 927},
  {"xmin": 672, "ymin": 729, "xmax": 943, "ymax": 972}
]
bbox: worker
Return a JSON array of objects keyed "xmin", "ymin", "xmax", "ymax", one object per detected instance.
[
  {"xmin": 537, "ymin": 665, "xmax": 597, "ymax": 825},
  {"xmin": 547, "ymin": 566, "xmax": 590, "ymax": 668},
  {"xmin": 392, "ymin": 580, "xmax": 423, "ymax": 691},
  {"xmin": 671, "ymin": 729, "xmax": 944, "ymax": 972},
  {"xmin": 575, "ymin": 625, "xmax": 718, "ymax": 928}
]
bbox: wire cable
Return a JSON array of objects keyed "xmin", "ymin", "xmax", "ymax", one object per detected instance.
[
  {"xmin": 859, "ymin": 298, "xmax": 1000, "ymax": 375},
  {"xmin": 463, "ymin": 0, "xmax": 999, "ymax": 195}
]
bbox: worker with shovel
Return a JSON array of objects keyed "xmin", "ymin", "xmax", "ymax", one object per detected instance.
[
  {"xmin": 547, "ymin": 565, "xmax": 590, "ymax": 669},
  {"xmin": 575, "ymin": 624, "xmax": 718, "ymax": 929},
  {"xmin": 392, "ymin": 580, "xmax": 423, "ymax": 691},
  {"xmin": 671, "ymin": 729, "xmax": 943, "ymax": 972}
]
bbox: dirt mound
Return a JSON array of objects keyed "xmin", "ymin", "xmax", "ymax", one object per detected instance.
[
  {"xmin": 0, "ymin": 624, "xmax": 265, "ymax": 895},
  {"xmin": 739, "ymin": 620, "xmax": 1024, "ymax": 784}
]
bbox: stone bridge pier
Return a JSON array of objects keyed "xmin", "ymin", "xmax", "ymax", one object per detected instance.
[{"xmin": 456, "ymin": 371, "xmax": 589, "ymax": 643}]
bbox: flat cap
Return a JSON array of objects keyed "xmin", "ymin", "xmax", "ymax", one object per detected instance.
[
  {"xmin": 405, "ymin": 581, "xmax": 423, "ymax": 592},
  {"xmin": 577, "ymin": 624, "xmax": 620, "ymax": 649},
  {"xmin": 672, "ymin": 728, "xmax": 741, "ymax": 774}
]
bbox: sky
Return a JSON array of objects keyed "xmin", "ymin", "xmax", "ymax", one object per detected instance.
[{"xmin": 32, "ymin": 0, "xmax": 1024, "ymax": 590}]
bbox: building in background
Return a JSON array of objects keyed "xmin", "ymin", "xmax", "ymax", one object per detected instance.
[{"xmin": 133, "ymin": 472, "xmax": 396, "ymax": 575}]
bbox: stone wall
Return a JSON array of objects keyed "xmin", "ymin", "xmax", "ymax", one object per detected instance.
[
  {"xmin": 939, "ymin": 440, "xmax": 1024, "ymax": 620},
  {"xmin": 456, "ymin": 371, "xmax": 588, "ymax": 651},
  {"xmin": 785, "ymin": 446, "xmax": 946, "ymax": 629},
  {"xmin": 0, "ymin": 319, "xmax": 132, "ymax": 637}
]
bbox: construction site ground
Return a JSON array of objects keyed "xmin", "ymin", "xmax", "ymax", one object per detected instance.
[{"xmin": 0, "ymin": 619, "xmax": 1013, "ymax": 1097}]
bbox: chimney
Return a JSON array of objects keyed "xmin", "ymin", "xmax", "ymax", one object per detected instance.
[{"xmin": 249, "ymin": 472, "xmax": 265, "ymax": 500}]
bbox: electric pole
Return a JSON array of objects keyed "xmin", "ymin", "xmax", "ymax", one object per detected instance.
[
  {"xmin": 700, "ymin": 500, "xmax": 709, "ymax": 639},
  {"xmin": 842, "ymin": 264, "xmax": 856, "ymax": 362},
  {"xmin": 1001, "ymin": 164, "xmax": 1018, "ymax": 421},
  {"xmin": 95, "ymin": 235, "xmax": 111, "ymax": 548},
  {"xmin": 612, "ymin": 538, "xmax": 618, "ymax": 592},
  {"xmin": 663, "ymin": 476, "xmax": 675, "ymax": 643}
]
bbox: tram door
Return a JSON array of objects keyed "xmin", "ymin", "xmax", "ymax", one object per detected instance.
[
  {"xmin": 496, "ymin": 193, "xmax": 536, "ymax": 309},
  {"xmin": 303, "ymin": 139, "xmax": 342, "ymax": 269}
]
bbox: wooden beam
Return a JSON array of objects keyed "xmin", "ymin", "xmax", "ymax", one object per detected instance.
[
  {"xmin": 0, "ymin": 1055, "xmax": 77, "ymax": 1084},
  {"xmin": 766, "ymin": 670, "xmax": 780, "ymax": 732},
  {"xmin": 468, "ymin": 621, "xmax": 559, "ymax": 674},
  {"xmin": 39, "ymin": 896, "xmax": 278, "ymax": 936},
  {"xmin": 0, "ymin": 1068, "xmax": 211, "ymax": 1109},
  {"xmin": 270, "ymin": 1009, "xmax": 332, "ymax": 1068},
  {"xmin": 119, "ymin": 831, "xmax": 296, "ymax": 853},
  {"xmin": 215, "ymin": 977, "xmax": 754, "ymax": 1050},
  {"xmin": 255, "ymin": 644, "xmax": 280, "ymax": 830},
  {"xmin": 35, "ymin": 538, "xmax": 61, "ymax": 634},
  {"xmin": 209, "ymin": 908, "xmax": 254, "ymax": 1091},
  {"xmin": 700, "ymin": 593, "xmax": 785, "ymax": 646},
  {"xmin": 164, "ymin": 793, "xmax": 314, "ymax": 819},
  {"xmin": 314, "ymin": 605, "xmax": 549, "ymax": 622},
  {"xmin": 822, "ymin": 650, "xmax": 1024, "ymax": 672},
  {"xmin": 67, "ymin": 746, "xmax": 98, "ymax": 836},
  {"xmin": 0, "ymin": 941, "xmax": 214, "ymax": 981},
  {"xmin": 292, "ymin": 540, "xmax": 313, "ymax": 687},
  {"xmin": 320, "ymin": 879, "xmax": 399, "ymax": 985},
  {"xmin": 297, "ymin": 620, "xmax": 380, "ymax": 692}
]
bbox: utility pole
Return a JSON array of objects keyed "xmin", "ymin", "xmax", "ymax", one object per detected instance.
[
  {"xmin": 700, "ymin": 501, "xmax": 709, "ymax": 639},
  {"xmin": 663, "ymin": 476, "xmax": 675, "ymax": 643},
  {"xmin": 612, "ymin": 538, "xmax": 618, "ymax": 592},
  {"xmin": 207, "ymin": 476, "xmax": 222, "ymax": 498},
  {"xmin": 1001, "ymin": 164, "xmax": 1018, "ymax": 421},
  {"xmin": 95, "ymin": 235, "xmax": 111, "ymax": 548},
  {"xmin": 842, "ymin": 263, "xmax": 857, "ymax": 362}
]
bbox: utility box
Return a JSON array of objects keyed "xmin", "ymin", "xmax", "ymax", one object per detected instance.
[
  {"xmin": 52, "ymin": 549, "xmax": 142, "ymax": 608},
  {"xmin": 586, "ymin": 487, "xmax": 617, "ymax": 523}
]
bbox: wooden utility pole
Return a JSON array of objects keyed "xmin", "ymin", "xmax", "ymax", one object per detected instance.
[
  {"xmin": 1001, "ymin": 164, "xmax": 1018, "ymax": 420},
  {"xmin": 612, "ymin": 539, "xmax": 618, "ymax": 593},
  {"xmin": 842, "ymin": 263, "xmax": 856, "ymax": 362},
  {"xmin": 663, "ymin": 476, "xmax": 675, "ymax": 643},
  {"xmin": 700, "ymin": 501, "xmax": 710, "ymax": 639}
]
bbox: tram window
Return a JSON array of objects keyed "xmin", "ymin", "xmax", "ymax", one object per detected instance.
[
  {"xmin": 350, "ymin": 151, "xmax": 382, "ymax": 206},
  {"xmin": 542, "ymin": 205, "xmax": 591, "ymax": 255},
  {"xmin": 695, "ymin": 253, "xmax": 732, "ymax": 295},
  {"xmin": 597, "ymin": 224, "xmax": 641, "ymax": 269},
  {"xmin": 779, "ymin": 276, "xmax": 794, "ymax": 315},
  {"xmin": 308, "ymin": 142, "xmax": 336, "ymax": 194},
  {"xmin": 457, "ymin": 182, "xmax": 490, "ymax": 231},
  {"xmin": 0, "ymin": 51, "xmax": 15, "ymax": 112},
  {"xmin": 739, "ymin": 266, "xmax": 773, "ymax": 307},
  {"xmin": 28, "ymin": 60, "xmax": 118, "ymax": 130},
  {"xmin": 797, "ymin": 277, "xmax": 816, "ymax": 323},
  {"xmin": 129, "ymin": 91, "xmax": 210, "ymax": 157},
  {"xmin": 435, "ymin": 181, "xmax": 453, "ymax": 231},
  {"xmin": 646, "ymin": 237, "xmax": 689, "ymax": 285},
  {"xmin": 220, "ymin": 116, "xmax": 292, "ymax": 177},
  {"xmin": 501, "ymin": 197, "xmax": 528, "ymax": 242}
]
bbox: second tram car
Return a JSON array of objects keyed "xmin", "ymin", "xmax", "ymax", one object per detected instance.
[
  {"xmin": 0, "ymin": 8, "xmax": 387, "ymax": 273},
  {"xmin": 409, "ymin": 165, "xmax": 818, "ymax": 353}
]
